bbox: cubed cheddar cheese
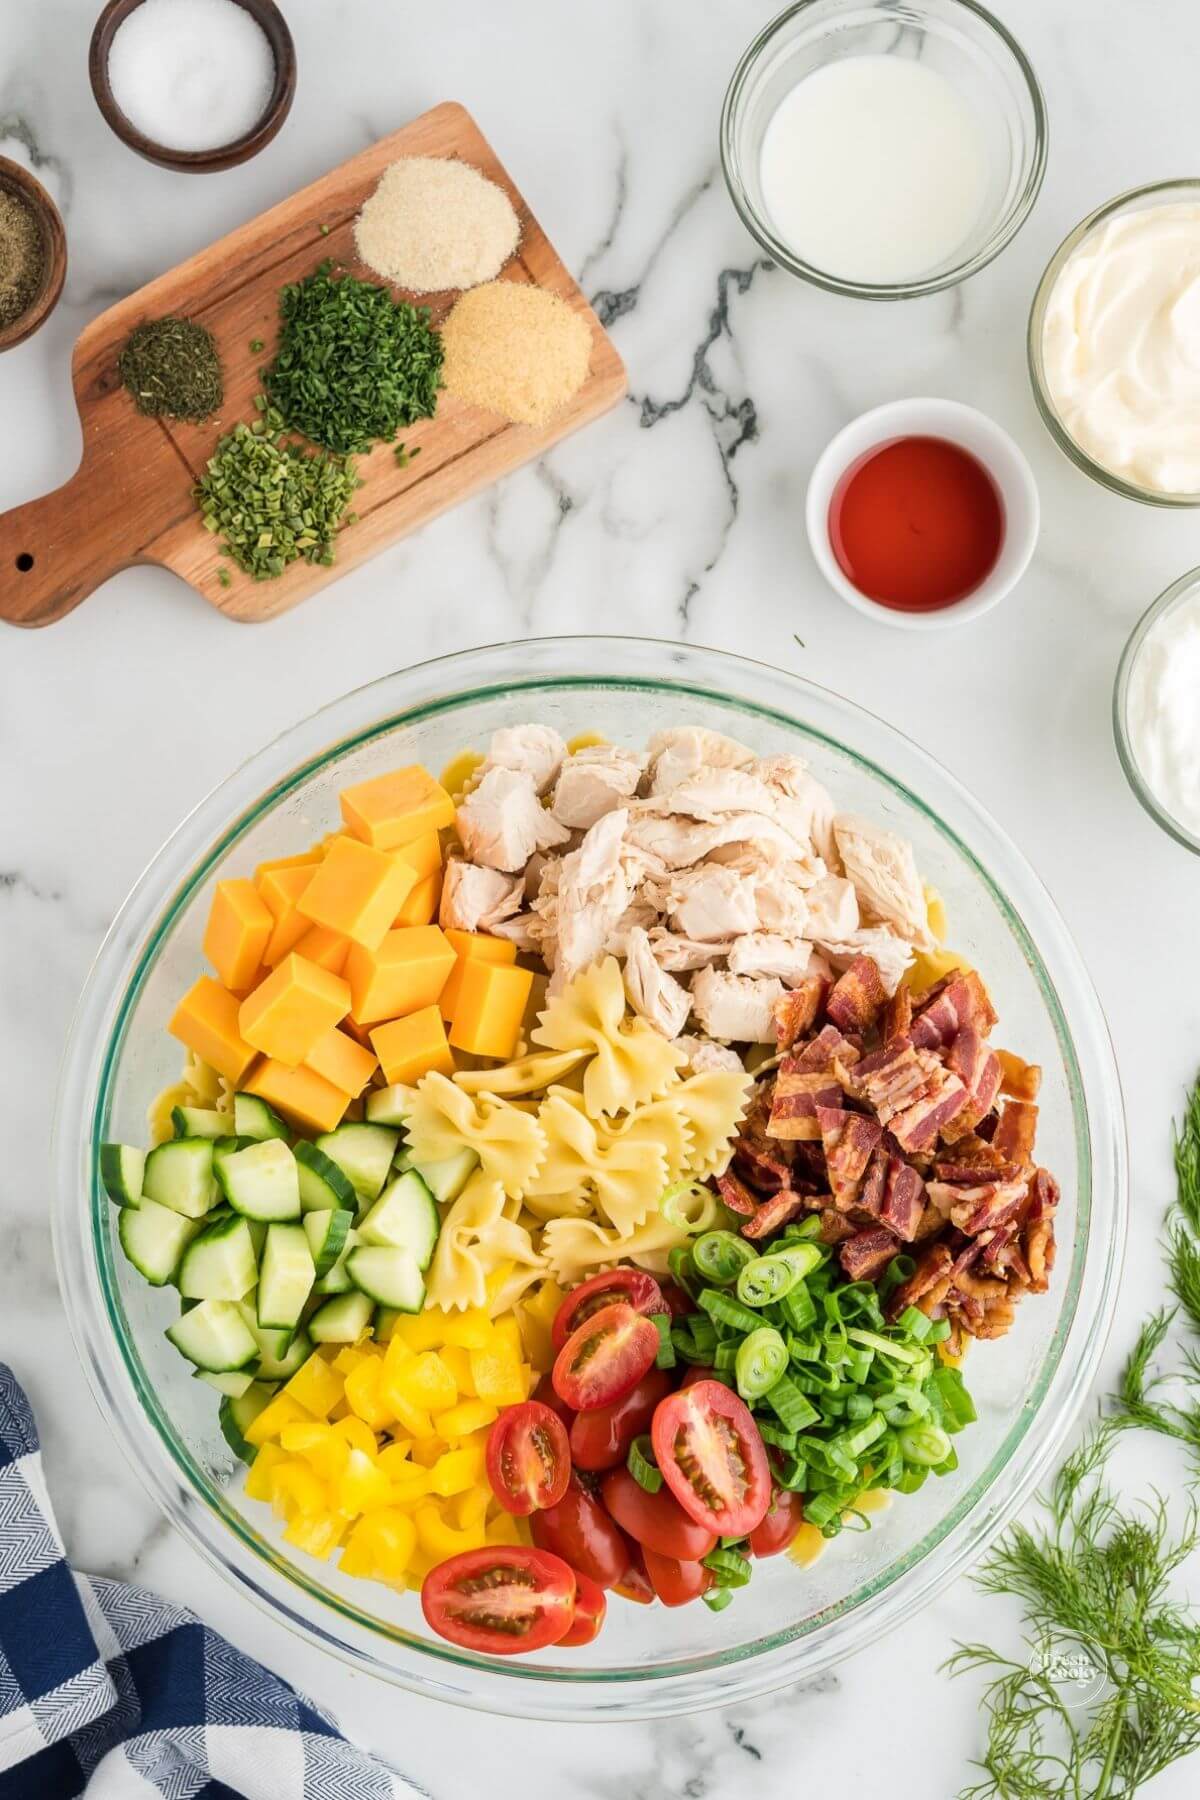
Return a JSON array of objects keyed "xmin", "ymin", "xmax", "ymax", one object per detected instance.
[
  {"xmin": 297, "ymin": 835, "xmax": 416, "ymax": 951},
  {"xmin": 203, "ymin": 879, "xmax": 273, "ymax": 992},
  {"xmin": 395, "ymin": 869, "xmax": 442, "ymax": 927},
  {"xmin": 258, "ymin": 863, "xmax": 318, "ymax": 966},
  {"xmin": 345, "ymin": 925, "xmax": 456, "ymax": 1026},
  {"xmin": 439, "ymin": 929, "xmax": 518, "ymax": 1022},
  {"xmin": 340, "ymin": 765, "xmax": 455, "ymax": 851},
  {"xmin": 169, "ymin": 975, "xmax": 257, "ymax": 1084},
  {"xmin": 370, "ymin": 1006, "xmax": 455, "ymax": 1086},
  {"xmin": 255, "ymin": 847, "xmax": 323, "ymax": 881},
  {"xmin": 304, "ymin": 1025, "xmax": 378, "ymax": 1096},
  {"xmin": 449, "ymin": 961, "xmax": 533, "ymax": 1060},
  {"xmin": 239, "ymin": 954, "xmax": 351, "ymax": 1066},
  {"xmin": 292, "ymin": 924, "xmax": 350, "ymax": 975},
  {"xmin": 393, "ymin": 832, "xmax": 443, "ymax": 883},
  {"xmin": 244, "ymin": 1059, "xmax": 351, "ymax": 1135}
]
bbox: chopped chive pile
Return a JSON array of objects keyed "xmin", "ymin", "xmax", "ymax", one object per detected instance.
[{"xmin": 194, "ymin": 407, "xmax": 361, "ymax": 581}]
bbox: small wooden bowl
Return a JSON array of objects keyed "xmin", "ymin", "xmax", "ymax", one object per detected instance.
[
  {"xmin": 0, "ymin": 158, "xmax": 67, "ymax": 352},
  {"xmin": 89, "ymin": 0, "xmax": 296, "ymax": 173}
]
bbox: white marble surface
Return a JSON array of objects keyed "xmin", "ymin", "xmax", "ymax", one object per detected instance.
[{"xmin": 3, "ymin": 0, "xmax": 1200, "ymax": 1791}]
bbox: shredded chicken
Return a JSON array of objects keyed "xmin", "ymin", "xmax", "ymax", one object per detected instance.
[
  {"xmin": 646, "ymin": 927, "xmax": 731, "ymax": 972},
  {"xmin": 834, "ymin": 814, "xmax": 934, "ymax": 947},
  {"xmin": 753, "ymin": 755, "xmax": 841, "ymax": 869},
  {"xmin": 439, "ymin": 857, "xmax": 524, "ymax": 932},
  {"xmin": 819, "ymin": 928, "xmax": 914, "ymax": 996},
  {"xmin": 549, "ymin": 809, "xmax": 635, "ymax": 991},
  {"xmin": 691, "ymin": 966, "xmax": 785, "ymax": 1043},
  {"xmin": 667, "ymin": 864, "xmax": 760, "ymax": 941},
  {"xmin": 475, "ymin": 724, "xmax": 566, "ymax": 795},
  {"xmin": 456, "ymin": 767, "xmax": 571, "ymax": 872},
  {"xmin": 623, "ymin": 926, "xmax": 693, "ymax": 1038},
  {"xmin": 676, "ymin": 1034, "xmax": 746, "ymax": 1075},
  {"xmin": 803, "ymin": 875, "xmax": 860, "ymax": 941},
  {"xmin": 647, "ymin": 727, "xmax": 756, "ymax": 794},
  {"xmin": 728, "ymin": 932, "xmax": 813, "ymax": 983}
]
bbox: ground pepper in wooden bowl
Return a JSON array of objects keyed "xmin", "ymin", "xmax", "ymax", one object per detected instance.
[{"xmin": 0, "ymin": 185, "xmax": 46, "ymax": 331}]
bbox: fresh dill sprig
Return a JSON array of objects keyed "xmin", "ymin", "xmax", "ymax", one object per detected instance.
[{"xmin": 1173, "ymin": 1077, "xmax": 1200, "ymax": 1238}]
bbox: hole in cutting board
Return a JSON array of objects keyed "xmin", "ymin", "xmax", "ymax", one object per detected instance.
[{"xmin": 15, "ymin": 553, "xmax": 33, "ymax": 572}]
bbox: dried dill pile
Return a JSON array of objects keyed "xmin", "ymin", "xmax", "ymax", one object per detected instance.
[
  {"xmin": 194, "ymin": 406, "xmax": 360, "ymax": 580},
  {"xmin": 119, "ymin": 316, "xmax": 223, "ymax": 422},
  {"xmin": 0, "ymin": 186, "xmax": 45, "ymax": 329},
  {"xmin": 264, "ymin": 260, "xmax": 443, "ymax": 455}
]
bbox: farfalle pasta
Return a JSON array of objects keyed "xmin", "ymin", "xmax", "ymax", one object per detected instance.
[
  {"xmin": 532, "ymin": 958, "xmax": 684, "ymax": 1117},
  {"xmin": 526, "ymin": 1092, "xmax": 669, "ymax": 1238},
  {"xmin": 671, "ymin": 1068, "xmax": 755, "ymax": 1179},
  {"xmin": 405, "ymin": 1072, "xmax": 546, "ymax": 1199},
  {"xmin": 425, "ymin": 1171, "xmax": 545, "ymax": 1312}
]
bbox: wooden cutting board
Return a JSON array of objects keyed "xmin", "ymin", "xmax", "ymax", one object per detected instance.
[{"xmin": 0, "ymin": 103, "xmax": 626, "ymax": 627}]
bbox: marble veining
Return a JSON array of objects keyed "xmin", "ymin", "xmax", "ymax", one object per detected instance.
[{"xmin": 3, "ymin": 0, "xmax": 1200, "ymax": 1793}]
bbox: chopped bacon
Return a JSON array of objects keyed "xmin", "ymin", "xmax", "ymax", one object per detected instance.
[
  {"xmin": 910, "ymin": 971, "xmax": 998, "ymax": 1051},
  {"xmin": 939, "ymin": 1032, "xmax": 1004, "ymax": 1147},
  {"xmin": 773, "ymin": 976, "xmax": 831, "ymax": 1049},
  {"xmin": 784, "ymin": 1024, "xmax": 861, "ymax": 1073},
  {"xmin": 826, "ymin": 956, "xmax": 887, "ymax": 1034},
  {"xmin": 889, "ymin": 1067, "xmax": 969, "ymax": 1153},
  {"xmin": 715, "ymin": 1169, "xmax": 759, "ymax": 1217},
  {"xmin": 912, "ymin": 1201, "xmax": 947, "ymax": 1242},
  {"xmin": 817, "ymin": 1107, "xmax": 882, "ymax": 1209},
  {"xmin": 933, "ymin": 1136, "xmax": 1017, "ymax": 1182},
  {"xmin": 887, "ymin": 1242, "xmax": 953, "ymax": 1316},
  {"xmin": 993, "ymin": 1100, "xmax": 1039, "ymax": 1166},
  {"xmin": 733, "ymin": 1143, "xmax": 792, "ymax": 1192},
  {"xmin": 882, "ymin": 984, "xmax": 913, "ymax": 1043},
  {"xmin": 965, "ymin": 1296, "xmax": 1017, "ymax": 1340},
  {"xmin": 879, "ymin": 1157, "xmax": 925, "ymax": 1241},
  {"xmin": 839, "ymin": 1225, "xmax": 902, "ymax": 1281},
  {"xmin": 846, "ymin": 1036, "xmax": 930, "ymax": 1122},
  {"xmin": 858, "ymin": 1145, "xmax": 889, "ymax": 1218},
  {"xmin": 816, "ymin": 1208, "xmax": 856, "ymax": 1246},
  {"xmin": 944, "ymin": 1176, "xmax": 1030, "ymax": 1235},
  {"xmin": 1024, "ymin": 1214, "xmax": 1056, "ymax": 1292},
  {"xmin": 768, "ymin": 1070, "xmax": 842, "ymax": 1141},
  {"xmin": 740, "ymin": 1188, "xmax": 809, "ymax": 1239},
  {"xmin": 996, "ymin": 1048, "xmax": 1042, "ymax": 1100}
]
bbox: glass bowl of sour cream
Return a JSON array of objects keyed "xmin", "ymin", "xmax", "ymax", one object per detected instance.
[
  {"xmin": 1030, "ymin": 181, "xmax": 1200, "ymax": 506},
  {"xmin": 1115, "ymin": 569, "xmax": 1200, "ymax": 855},
  {"xmin": 720, "ymin": 0, "xmax": 1047, "ymax": 300}
]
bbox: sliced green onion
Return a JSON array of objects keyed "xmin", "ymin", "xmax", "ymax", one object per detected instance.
[
  {"xmin": 783, "ymin": 1215, "xmax": 824, "ymax": 1242},
  {"xmin": 713, "ymin": 1341, "xmax": 739, "ymax": 1372},
  {"xmin": 931, "ymin": 1366, "xmax": 977, "ymax": 1432},
  {"xmin": 778, "ymin": 1282, "xmax": 817, "ymax": 1333},
  {"xmin": 765, "ymin": 1373, "xmax": 820, "ymax": 1433},
  {"xmin": 786, "ymin": 1331, "xmax": 821, "ymax": 1362},
  {"xmin": 649, "ymin": 1311, "xmax": 676, "ymax": 1370},
  {"xmin": 845, "ymin": 1391, "xmax": 874, "ymax": 1422},
  {"xmin": 802, "ymin": 1491, "xmax": 843, "ymax": 1531},
  {"xmin": 774, "ymin": 1241, "xmax": 824, "ymax": 1282},
  {"xmin": 734, "ymin": 1327, "xmax": 788, "ymax": 1401},
  {"xmin": 661, "ymin": 1180, "xmax": 721, "ymax": 1234},
  {"xmin": 837, "ymin": 1413, "xmax": 887, "ymax": 1460},
  {"xmin": 898, "ymin": 1422, "xmax": 952, "ymax": 1466},
  {"xmin": 736, "ymin": 1254, "xmax": 796, "ymax": 1307},
  {"xmin": 927, "ymin": 1318, "xmax": 952, "ymax": 1345},
  {"xmin": 627, "ymin": 1434, "xmax": 664, "ymax": 1492},
  {"xmin": 756, "ymin": 1421, "xmax": 799, "ymax": 1451},
  {"xmin": 932, "ymin": 1443, "xmax": 959, "ymax": 1476},
  {"xmin": 701, "ymin": 1546, "xmax": 752, "ymax": 1588},
  {"xmin": 698, "ymin": 1289, "xmax": 763, "ymax": 1336},
  {"xmin": 693, "ymin": 1229, "xmax": 756, "ymax": 1286},
  {"xmin": 894, "ymin": 1464, "xmax": 930, "ymax": 1495},
  {"xmin": 878, "ymin": 1254, "xmax": 916, "ymax": 1295},
  {"xmin": 774, "ymin": 1453, "xmax": 808, "ymax": 1492},
  {"xmin": 896, "ymin": 1305, "xmax": 933, "ymax": 1342},
  {"xmin": 703, "ymin": 1585, "xmax": 734, "ymax": 1612},
  {"xmin": 845, "ymin": 1327, "xmax": 925, "ymax": 1366}
]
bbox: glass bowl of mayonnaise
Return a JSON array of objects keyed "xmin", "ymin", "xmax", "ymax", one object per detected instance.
[
  {"xmin": 1031, "ymin": 181, "xmax": 1200, "ymax": 505},
  {"xmin": 1115, "ymin": 568, "xmax": 1200, "ymax": 854}
]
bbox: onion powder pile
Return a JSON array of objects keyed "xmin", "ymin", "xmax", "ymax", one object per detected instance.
[
  {"xmin": 354, "ymin": 157, "xmax": 520, "ymax": 294},
  {"xmin": 107, "ymin": 0, "xmax": 276, "ymax": 154},
  {"xmin": 441, "ymin": 281, "xmax": 592, "ymax": 427}
]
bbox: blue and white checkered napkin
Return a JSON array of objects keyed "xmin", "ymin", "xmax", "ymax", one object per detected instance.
[{"xmin": 0, "ymin": 1363, "xmax": 422, "ymax": 1800}]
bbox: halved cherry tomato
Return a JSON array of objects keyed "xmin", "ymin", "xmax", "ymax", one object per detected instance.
[
  {"xmin": 552, "ymin": 1302, "xmax": 660, "ymax": 1412},
  {"xmin": 533, "ymin": 1372, "xmax": 576, "ymax": 1432},
  {"xmin": 486, "ymin": 1402, "xmax": 571, "ymax": 1516},
  {"xmin": 569, "ymin": 1367, "xmax": 672, "ymax": 1471},
  {"xmin": 557, "ymin": 1571, "xmax": 607, "ymax": 1645},
  {"xmin": 642, "ymin": 1548, "xmax": 713, "ymax": 1608},
  {"xmin": 613, "ymin": 1542, "xmax": 655, "ymax": 1605},
  {"xmin": 657, "ymin": 1280, "xmax": 694, "ymax": 1320},
  {"xmin": 552, "ymin": 1269, "xmax": 665, "ymax": 1352},
  {"xmin": 600, "ymin": 1467, "xmax": 718, "ymax": 1561},
  {"xmin": 531, "ymin": 1473, "xmax": 630, "ymax": 1589},
  {"xmin": 748, "ymin": 1486, "xmax": 806, "ymax": 1557},
  {"xmin": 651, "ymin": 1380, "xmax": 771, "ymax": 1538},
  {"xmin": 421, "ymin": 1547, "xmax": 576, "ymax": 1655},
  {"xmin": 681, "ymin": 1364, "xmax": 715, "ymax": 1387}
]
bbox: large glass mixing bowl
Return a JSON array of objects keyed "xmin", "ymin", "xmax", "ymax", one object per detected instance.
[{"xmin": 52, "ymin": 638, "xmax": 1126, "ymax": 1720}]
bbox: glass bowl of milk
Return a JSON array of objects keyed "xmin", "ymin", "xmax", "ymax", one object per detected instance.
[
  {"xmin": 721, "ymin": 0, "xmax": 1046, "ymax": 299},
  {"xmin": 1115, "ymin": 568, "xmax": 1200, "ymax": 856}
]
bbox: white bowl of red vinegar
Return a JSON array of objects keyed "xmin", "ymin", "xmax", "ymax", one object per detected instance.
[{"xmin": 805, "ymin": 397, "xmax": 1040, "ymax": 630}]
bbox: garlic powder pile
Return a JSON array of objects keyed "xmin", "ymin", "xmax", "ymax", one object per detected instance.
[
  {"xmin": 441, "ymin": 282, "xmax": 592, "ymax": 427},
  {"xmin": 354, "ymin": 157, "xmax": 520, "ymax": 294}
]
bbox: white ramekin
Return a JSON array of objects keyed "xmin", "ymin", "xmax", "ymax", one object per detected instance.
[{"xmin": 805, "ymin": 397, "xmax": 1040, "ymax": 631}]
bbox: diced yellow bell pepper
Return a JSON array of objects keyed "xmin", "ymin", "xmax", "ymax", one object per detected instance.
[
  {"xmin": 270, "ymin": 1461, "xmax": 328, "ymax": 1521},
  {"xmin": 344, "ymin": 1357, "xmax": 393, "ymax": 1432},
  {"xmin": 380, "ymin": 1384, "xmax": 434, "ymax": 1441},
  {"xmin": 284, "ymin": 1352, "xmax": 345, "ymax": 1419},
  {"xmin": 430, "ymin": 1444, "xmax": 486, "ymax": 1497},
  {"xmin": 280, "ymin": 1421, "xmax": 350, "ymax": 1483},
  {"xmin": 442, "ymin": 1307, "xmax": 495, "ymax": 1350},
  {"xmin": 394, "ymin": 1351, "xmax": 458, "ymax": 1415},
  {"xmin": 486, "ymin": 1512, "xmax": 525, "ymax": 1547},
  {"xmin": 469, "ymin": 1347, "xmax": 527, "ymax": 1406},
  {"xmin": 390, "ymin": 1309, "xmax": 458, "ymax": 1353},
  {"xmin": 245, "ymin": 1392, "xmax": 312, "ymax": 1449},
  {"xmin": 340, "ymin": 1508, "xmax": 417, "ymax": 1581},
  {"xmin": 491, "ymin": 1316, "xmax": 523, "ymax": 1363},
  {"xmin": 331, "ymin": 1415, "xmax": 380, "ymax": 1459},
  {"xmin": 283, "ymin": 1512, "xmax": 346, "ymax": 1560},
  {"xmin": 415, "ymin": 1502, "xmax": 486, "ymax": 1561},
  {"xmin": 437, "ymin": 1345, "xmax": 476, "ymax": 1396},
  {"xmin": 452, "ymin": 1484, "xmax": 491, "ymax": 1533},
  {"xmin": 435, "ymin": 1398, "xmax": 497, "ymax": 1441},
  {"xmin": 244, "ymin": 1441, "xmax": 287, "ymax": 1501},
  {"xmin": 333, "ymin": 1344, "xmax": 371, "ymax": 1375},
  {"xmin": 338, "ymin": 1446, "xmax": 393, "ymax": 1516},
  {"xmin": 381, "ymin": 1461, "xmax": 434, "ymax": 1506},
  {"xmin": 409, "ymin": 1438, "xmax": 443, "ymax": 1469},
  {"xmin": 402, "ymin": 1546, "xmax": 438, "ymax": 1590}
]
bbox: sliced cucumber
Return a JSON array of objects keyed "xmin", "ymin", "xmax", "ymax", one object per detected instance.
[
  {"xmin": 233, "ymin": 1092, "xmax": 290, "ymax": 1143},
  {"xmin": 219, "ymin": 1381, "xmax": 275, "ymax": 1463},
  {"xmin": 216, "ymin": 1138, "xmax": 300, "ymax": 1221},
  {"xmin": 374, "ymin": 1306, "xmax": 401, "ymax": 1342},
  {"xmin": 365, "ymin": 1084, "xmax": 415, "ymax": 1129},
  {"xmin": 143, "ymin": 1138, "xmax": 216, "ymax": 1219},
  {"xmin": 166, "ymin": 1298, "xmax": 258, "ymax": 1373},
  {"xmin": 197, "ymin": 1368, "xmax": 257, "ymax": 1398},
  {"xmin": 347, "ymin": 1245, "xmax": 425, "ymax": 1313},
  {"xmin": 118, "ymin": 1199, "xmax": 200, "ymax": 1285},
  {"xmin": 171, "ymin": 1105, "xmax": 229, "ymax": 1140},
  {"xmin": 414, "ymin": 1148, "xmax": 479, "ymax": 1205},
  {"xmin": 312, "ymin": 1229, "xmax": 358, "ymax": 1295},
  {"xmin": 100, "ymin": 1143, "xmax": 145, "ymax": 1208},
  {"xmin": 314, "ymin": 1123, "xmax": 398, "ymax": 1204},
  {"xmin": 238, "ymin": 1308, "xmax": 313, "ymax": 1381},
  {"xmin": 178, "ymin": 1214, "xmax": 258, "ymax": 1302},
  {"xmin": 358, "ymin": 1170, "xmax": 439, "ymax": 1270},
  {"xmin": 295, "ymin": 1140, "xmax": 356, "ymax": 1214},
  {"xmin": 308, "ymin": 1290, "xmax": 375, "ymax": 1344},
  {"xmin": 302, "ymin": 1207, "xmax": 354, "ymax": 1278},
  {"xmin": 257, "ymin": 1222, "xmax": 316, "ymax": 1331}
]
